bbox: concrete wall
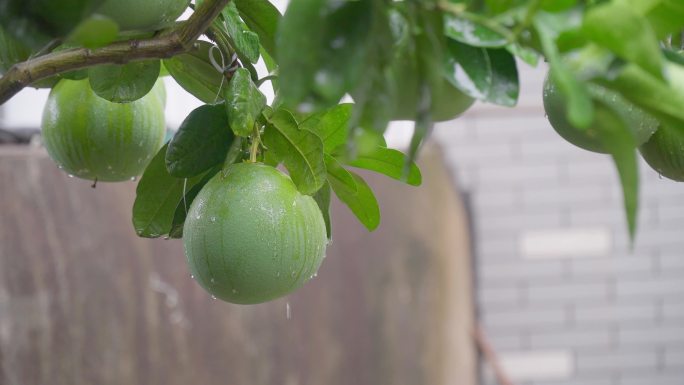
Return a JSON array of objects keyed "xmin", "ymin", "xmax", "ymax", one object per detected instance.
[{"xmin": 434, "ymin": 63, "xmax": 684, "ymax": 385}]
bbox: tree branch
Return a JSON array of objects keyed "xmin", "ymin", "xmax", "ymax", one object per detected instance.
[{"xmin": 0, "ymin": 0, "xmax": 230, "ymax": 105}]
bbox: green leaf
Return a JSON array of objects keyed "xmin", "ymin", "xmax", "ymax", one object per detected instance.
[
  {"xmin": 486, "ymin": 48, "xmax": 519, "ymax": 107},
  {"xmin": 222, "ymin": 2, "xmax": 260, "ymax": 64},
  {"xmin": 66, "ymin": 14, "xmax": 118, "ymax": 48},
  {"xmin": 329, "ymin": 170, "xmax": 380, "ymax": 231},
  {"xmin": 347, "ymin": 146, "xmax": 422, "ymax": 186},
  {"xmin": 325, "ymin": 154, "xmax": 357, "ymax": 195},
  {"xmin": 132, "ymin": 144, "xmax": 205, "ymax": 238},
  {"xmin": 540, "ymin": 0, "xmax": 576, "ymax": 12},
  {"xmin": 168, "ymin": 165, "xmax": 221, "ymax": 239},
  {"xmin": 262, "ymin": 109, "xmax": 326, "ymax": 194},
  {"xmin": 593, "ymin": 102, "xmax": 639, "ymax": 243},
  {"xmin": 534, "ymin": 11, "xmax": 594, "ymax": 129},
  {"xmin": 443, "ymin": 15, "xmax": 508, "ymax": 48},
  {"xmin": 619, "ymin": 0, "xmax": 684, "ymax": 39},
  {"xmin": 277, "ymin": 0, "xmax": 373, "ymax": 110},
  {"xmin": 225, "ymin": 68, "xmax": 266, "ymax": 137},
  {"xmin": 299, "ymin": 103, "xmax": 352, "ymax": 153},
  {"xmin": 599, "ymin": 62, "xmax": 684, "ymax": 129},
  {"xmin": 164, "ymin": 41, "xmax": 226, "ymax": 104},
  {"xmin": 506, "ymin": 43, "xmax": 540, "ymax": 67},
  {"xmin": 583, "ymin": 2, "xmax": 664, "ymax": 80},
  {"xmin": 444, "ymin": 40, "xmax": 519, "ymax": 106},
  {"xmin": 312, "ymin": 181, "xmax": 332, "ymax": 240},
  {"xmin": 88, "ymin": 60, "xmax": 160, "ymax": 103},
  {"xmin": 233, "ymin": 0, "xmax": 281, "ymax": 58},
  {"xmin": 166, "ymin": 104, "xmax": 234, "ymax": 178}
]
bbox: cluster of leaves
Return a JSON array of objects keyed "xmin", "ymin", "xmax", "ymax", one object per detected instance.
[
  {"xmin": 269, "ymin": 0, "xmax": 684, "ymax": 242},
  {"xmin": 132, "ymin": 1, "xmax": 424, "ymax": 239},
  {"xmin": 2, "ymin": 0, "xmax": 684, "ymax": 242}
]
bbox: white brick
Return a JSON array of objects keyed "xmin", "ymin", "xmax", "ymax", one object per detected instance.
[
  {"xmin": 620, "ymin": 371, "xmax": 684, "ymax": 385},
  {"xmin": 664, "ymin": 347, "xmax": 684, "ymax": 368},
  {"xmin": 530, "ymin": 328, "xmax": 614, "ymax": 349},
  {"xmin": 615, "ymin": 276, "xmax": 684, "ymax": 298},
  {"xmin": 520, "ymin": 228, "xmax": 612, "ymax": 260},
  {"xmin": 564, "ymin": 158, "xmax": 618, "ymax": 181},
  {"xmin": 663, "ymin": 298, "xmax": 684, "ymax": 319},
  {"xmin": 575, "ymin": 349, "xmax": 659, "ymax": 373},
  {"xmin": 659, "ymin": 254, "xmax": 684, "ymax": 271},
  {"xmin": 526, "ymin": 281, "xmax": 611, "ymax": 304},
  {"xmin": 482, "ymin": 306, "xmax": 567, "ymax": 330},
  {"xmin": 574, "ymin": 302, "xmax": 657, "ymax": 325},
  {"xmin": 479, "ymin": 260, "xmax": 565, "ymax": 284},
  {"xmin": 521, "ymin": 184, "xmax": 608, "ymax": 207},
  {"xmin": 618, "ymin": 325, "xmax": 684, "ymax": 346},
  {"xmin": 473, "ymin": 115, "xmax": 554, "ymax": 141},
  {"xmin": 478, "ymin": 163, "xmax": 560, "ymax": 186},
  {"xmin": 493, "ymin": 350, "xmax": 574, "ymax": 382},
  {"xmin": 569, "ymin": 257, "xmax": 654, "ymax": 277},
  {"xmin": 479, "ymin": 286, "xmax": 523, "ymax": 307},
  {"xmin": 475, "ymin": 210, "xmax": 562, "ymax": 235}
]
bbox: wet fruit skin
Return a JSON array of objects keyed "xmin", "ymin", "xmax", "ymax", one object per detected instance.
[
  {"xmin": 184, "ymin": 163, "xmax": 328, "ymax": 304},
  {"xmin": 41, "ymin": 79, "xmax": 166, "ymax": 181},
  {"xmin": 543, "ymin": 71, "xmax": 658, "ymax": 153},
  {"xmin": 640, "ymin": 124, "xmax": 684, "ymax": 182}
]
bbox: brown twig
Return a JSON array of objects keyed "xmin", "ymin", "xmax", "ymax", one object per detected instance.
[
  {"xmin": 0, "ymin": 0, "xmax": 230, "ymax": 105},
  {"xmin": 473, "ymin": 324, "xmax": 515, "ymax": 385}
]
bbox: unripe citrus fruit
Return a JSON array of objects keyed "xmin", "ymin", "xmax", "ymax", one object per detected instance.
[
  {"xmin": 97, "ymin": 0, "xmax": 190, "ymax": 31},
  {"xmin": 183, "ymin": 163, "xmax": 328, "ymax": 304},
  {"xmin": 543, "ymin": 71, "xmax": 658, "ymax": 153},
  {"xmin": 640, "ymin": 124, "xmax": 684, "ymax": 181},
  {"xmin": 41, "ymin": 78, "xmax": 166, "ymax": 181}
]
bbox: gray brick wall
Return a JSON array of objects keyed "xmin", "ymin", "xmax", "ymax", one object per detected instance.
[{"xmin": 434, "ymin": 63, "xmax": 684, "ymax": 385}]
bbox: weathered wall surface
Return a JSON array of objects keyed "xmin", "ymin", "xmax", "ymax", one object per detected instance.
[{"xmin": 0, "ymin": 146, "xmax": 475, "ymax": 385}]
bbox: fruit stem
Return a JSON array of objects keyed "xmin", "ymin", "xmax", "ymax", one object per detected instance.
[{"xmin": 249, "ymin": 124, "xmax": 261, "ymax": 163}]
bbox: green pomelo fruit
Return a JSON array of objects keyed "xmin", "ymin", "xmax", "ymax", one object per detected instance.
[
  {"xmin": 96, "ymin": 0, "xmax": 190, "ymax": 31},
  {"xmin": 543, "ymin": 71, "xmax": 658, "ymax": 153},
  {"xmin": 184, "ymin": 163, "xmax": 328, "ymax": 304},
  {"xmin": 41, "ymin": 78, "xmax": 166, "ymax": 181},
  {"xmin": 640, "ymin": 124, "xmax": 684, "ymax": 182}
]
